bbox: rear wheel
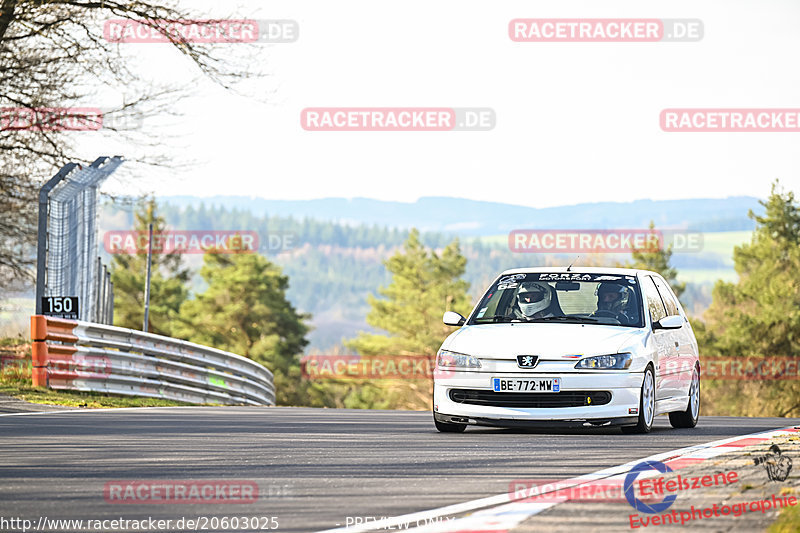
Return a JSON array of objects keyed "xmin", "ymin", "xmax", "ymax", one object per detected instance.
[
  {"xmin": 669, "ymin": 367, "xmax": 700, "ymax": 429},
  {"xmin": 622, "ymin": 366, "xmax": 655, "ymax": 434}
]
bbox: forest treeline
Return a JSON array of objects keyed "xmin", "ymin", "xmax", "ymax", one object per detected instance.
[
  {"xmin": 106, "ymin": 182, "xmax": 799, "ymax": 414},
  {"xmin": 101, "ymin": 201, "xmax": 717, "ymax": 346}
]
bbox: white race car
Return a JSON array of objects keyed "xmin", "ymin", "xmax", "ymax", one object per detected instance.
[{"xmin": 433, "ymin": 267, "xmax": 700, "ymax": 433}]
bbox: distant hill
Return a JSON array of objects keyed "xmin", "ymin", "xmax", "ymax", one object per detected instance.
[{"xmin": 161, "ymin": 195, "xmax": 761, "ymax": 235}]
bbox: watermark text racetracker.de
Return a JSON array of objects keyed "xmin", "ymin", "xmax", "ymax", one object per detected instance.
[
  {"xmin": 103, "ymin": 230, "xmax": 294, "ymax": 255},
  {"xmin": 670, "ymin": 357, "xmax": 800, "ymax": 382},
  {"xmin": 508, "ymin": 229, "xmax": 703, "ymax": 254},
  {"xmin": 509, "ymin": 19, "xmax": 703, "ymax": 42},
  {"xmin": 661, "ymin": 109, "xmax": 800, "ymax": 132},
  {"xmin": 301, "ymin": 354, "xmax": 449, "ymax": 380},
  {"xmin": 509, "ymin": 469, "xmax": 738, "ymax": 504},
  {"xmin": 0, "ymin": 516, "xmax": 279, "ymax": 532},
  {"xmin": 300, "ymin": 108, "xmax": 495, "ymax": 131},
  {"xmin": 1, "ymin": 107, "xmax": 144, "ymax": 131},
  {"xmin": 48, "ymin": 355, "xmax": 111, "ymax": 379},
  {"xmin": 104, "ymin": 19, "xmax": 298, "ymax": 43},
  {"xmin": 104, "ymin": 480, "xmax": 258, "ymax": 504}
]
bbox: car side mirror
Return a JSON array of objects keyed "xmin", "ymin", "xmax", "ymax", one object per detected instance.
[
  {"xmin": 653, "ymin": 315, "xmax": 683, "ymax": 330},
  {"xmin": 443, "ymin": 311, "xmax": 466, "ymax": 327}
]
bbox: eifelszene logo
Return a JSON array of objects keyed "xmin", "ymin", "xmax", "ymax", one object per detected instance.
[{"xmin": 624, "ymin": 461, "xmax": 676, "ymax": 514}]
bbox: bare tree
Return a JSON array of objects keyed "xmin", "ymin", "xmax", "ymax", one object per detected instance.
[{"xmin": 0, "ymin": 0, "xmax": 261, "ymax": 291}]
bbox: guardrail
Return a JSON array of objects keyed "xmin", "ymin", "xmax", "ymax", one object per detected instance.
[{"xmin": 30, "ymin": 315, "xmax": 275, "ymax": 406}]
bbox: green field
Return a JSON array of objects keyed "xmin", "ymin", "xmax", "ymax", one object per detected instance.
[
  {"xmin": 677, "ymin": 268, "xmax": 739, "ymax": 284},
  {"xmin": 696, "ymin": 230, "xmax": 752, "ymax": 258}
]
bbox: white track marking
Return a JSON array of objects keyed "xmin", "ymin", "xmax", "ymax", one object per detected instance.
[{"xmin": 318, "ymin": 424, "xmax": 800, "ymax": 533}]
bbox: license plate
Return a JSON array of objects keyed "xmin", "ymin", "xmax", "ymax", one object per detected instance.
[{"xmin": 492, "ymin": 377, "xmax": 560, "ymax": 393}]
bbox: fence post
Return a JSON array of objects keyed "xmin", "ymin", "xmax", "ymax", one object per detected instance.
[
  {"xmin": 35, "ymin": 163, "xmax": 80, "ymax": 315},
  {"xmin": 143, "ymin": 222, "xmax": 153, "ymax": 332}
]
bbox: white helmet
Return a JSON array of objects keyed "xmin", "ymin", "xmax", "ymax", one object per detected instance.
[
  {"xmin": 517, "ymin": 282, "xmax": 551, "ymax": 317},
  {"xmin": 597, "ymin": 283, "xmax": 629, "ymax": 314}
]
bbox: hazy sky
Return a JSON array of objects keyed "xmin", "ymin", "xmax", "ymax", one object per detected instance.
[{"xmin": 78, "ymin": 0, "xmax": 800, "ymax": 209}]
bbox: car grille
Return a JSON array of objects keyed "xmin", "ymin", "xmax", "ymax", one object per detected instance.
[{"xmin": 448, "ymin": 389, "xmax": 612, "ymax": 408}]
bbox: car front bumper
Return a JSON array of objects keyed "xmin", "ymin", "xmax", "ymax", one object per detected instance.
[{"xmin": 433, "ymin": 370, "xmax": 644, "ymax": 427}]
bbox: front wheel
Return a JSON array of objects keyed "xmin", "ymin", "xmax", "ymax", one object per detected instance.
[
  {"xmin": 433, "ymin": 412, "xmax": 466, "ymax": 433},
  {"xmin": 669, "ymin": 367, "xmax": 700, "ymax": 429},
  {"xmin": 622, "ymin": 366, "xmax": 655, "ymax": 434}
]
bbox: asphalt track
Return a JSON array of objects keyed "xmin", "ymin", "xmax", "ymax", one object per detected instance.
[{"xmin": 1, "ymin": 407, "xmax": 798, "ymax": 532}]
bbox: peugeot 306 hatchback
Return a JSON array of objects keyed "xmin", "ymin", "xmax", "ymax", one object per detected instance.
[{"xmin": 433, "ymin": 267, "xmax": 700, "ymax": 433}]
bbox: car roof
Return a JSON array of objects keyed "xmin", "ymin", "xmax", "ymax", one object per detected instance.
[{"xmin": 499, "ymin": 266, "xmax": 655, "ymax": 277}]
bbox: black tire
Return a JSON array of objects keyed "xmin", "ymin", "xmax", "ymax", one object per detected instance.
[
  {"xmin": 669, "ymin": 366, "xmax": 700, "ymax": 429},
  {"xmin": 622, "ymin": 366, "xmax": 655, "ymax": 434},
  {"xmin": 433, "ymin": 413, "xmax": 467, "ymax": 433}
]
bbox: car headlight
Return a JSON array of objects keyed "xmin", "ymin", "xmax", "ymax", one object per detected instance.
[
  {"xmin": 575, "ymin": 353, "xmax": 632, "ymax": 370},
  {"xmin": 437, "ymin": 350, "xmax": 481, "ymax": 369}
]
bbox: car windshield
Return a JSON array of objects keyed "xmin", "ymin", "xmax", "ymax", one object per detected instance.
[{"xmin": 468, "ymin": 272, "xmax": 644, "ymax": 327}]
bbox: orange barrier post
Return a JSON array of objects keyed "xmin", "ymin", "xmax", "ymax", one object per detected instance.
[
  {"xmin": 31, "ymin": 342, "xmax": 48, "ymax": 387},
  {"xmin": 31, "ymin": 315, "xmax": 48, "ymax": 342},
  {"xmin": 30, "ymin": 315, "xmax": 78, "ymax": 388}
]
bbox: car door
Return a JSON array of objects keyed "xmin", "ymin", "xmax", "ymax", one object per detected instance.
[
  {"xmin": 651, "ymin": 276, "xmax": 696, "ymax": 398},
  {"xmin": 641, "ymin": 275, "xmax": 679, "ymax": 400}
]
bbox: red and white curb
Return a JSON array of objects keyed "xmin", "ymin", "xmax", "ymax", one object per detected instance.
[{"xmin": 318, "ymin": 425, "xmax": 800, "ymax": 533}]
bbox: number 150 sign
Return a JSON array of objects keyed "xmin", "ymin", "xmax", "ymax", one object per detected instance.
[{"xmin": 41, "ymin": 296, "xmax": 79, "ymax": 319}]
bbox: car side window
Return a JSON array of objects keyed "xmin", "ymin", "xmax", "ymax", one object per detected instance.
[
  {"xmin": 652, "ymin": 277, "xmax": 680, "ymax": 317},
  {"xmin": 642, "ymin": 276, "xmax": 667, "ymax": 324}
]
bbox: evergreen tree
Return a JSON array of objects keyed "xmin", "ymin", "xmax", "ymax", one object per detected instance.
[
  {"xmin": 174, "ymin": 251, "xmax": 309, "ymax": 406},
  {"xmin": 699, "ymin": 181, "xmax": 800, "ymax": 416},
  {"xmin": 625, "ymin": 221, "xmax": 686, "ymax": 298},
  {"xmin": 110, "ymin": 198, "xmax": 189, "ymax": 336},
  {"xmin": 348, "ymin": 229, "xmax": 470, "ymax": 356},
  {"xmin": 345, "ymin": 229, "xmax": 471, "ymax": 409}
]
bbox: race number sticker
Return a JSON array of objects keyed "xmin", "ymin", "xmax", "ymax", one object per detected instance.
[{"xmin": 498, "ymin": 274, "xmax": 527, "ymax": 284}]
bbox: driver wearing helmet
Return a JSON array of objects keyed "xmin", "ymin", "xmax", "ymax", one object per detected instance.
[
  {"xmin": 513, "ymin": 282, "xmax": 555, "ymax": 320},
  {"xmin": 593, "ymin": 282, "xmax": 630, "ymax": 321}
]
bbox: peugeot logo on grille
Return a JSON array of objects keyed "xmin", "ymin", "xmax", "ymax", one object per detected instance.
[{"xmin": 517, "ymin": 355, "xmax": 539, "ymax": 368}]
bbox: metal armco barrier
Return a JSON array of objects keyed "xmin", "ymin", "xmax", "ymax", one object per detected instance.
[{"xmin": 30, "ymin": 315, "xmax": 275, "ymax": 406}]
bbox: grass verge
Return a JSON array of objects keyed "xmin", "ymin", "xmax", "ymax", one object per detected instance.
[
  {"xmin": 1, "ymin": 345, "xmax": 190, "ymax": 408},
  {"xmin": 0, "ymin": 383, "xmax": 191, "ymax": 408},
  {"xmin": 768, "ymin": 492, "xmax": 800, "ymax": 533}
]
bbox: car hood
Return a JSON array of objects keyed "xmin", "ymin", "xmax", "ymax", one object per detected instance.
[{"xmin": 441, "ymin": 323, "xmax": 644, "ymax": 360}]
